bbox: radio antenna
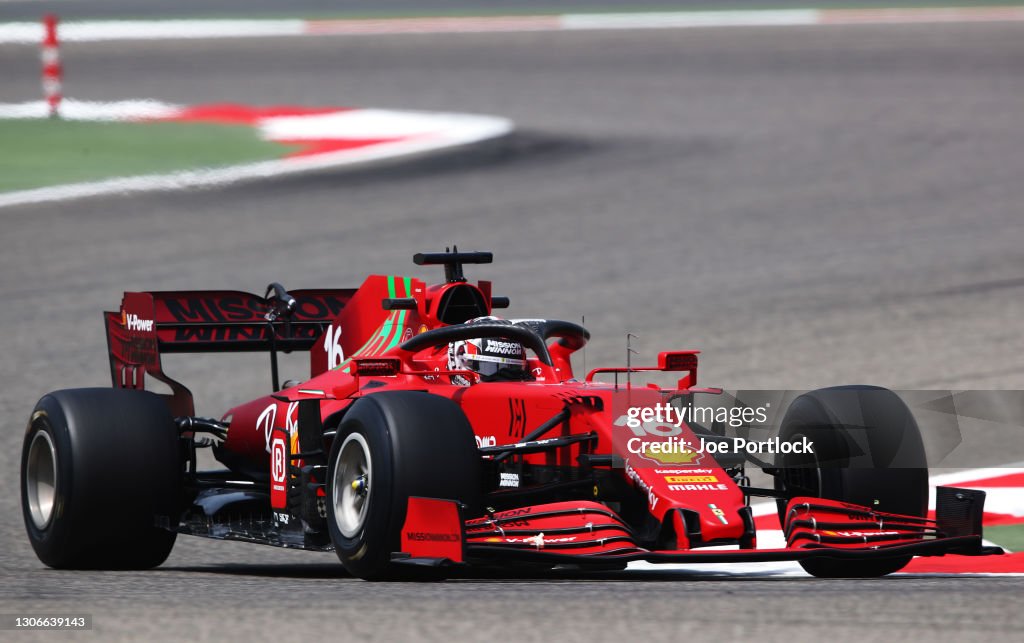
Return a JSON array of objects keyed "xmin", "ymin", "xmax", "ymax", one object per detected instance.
[{"xmin": 626, "ymin": 333, "xmax": 638, "ymax": 393}]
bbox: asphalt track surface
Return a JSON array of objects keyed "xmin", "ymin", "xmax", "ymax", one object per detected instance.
[{"xmin": 2, "ymin": 21, "xmax": 1024, "ymax": 643}]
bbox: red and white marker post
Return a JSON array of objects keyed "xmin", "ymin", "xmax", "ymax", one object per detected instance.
[{"xmin": 41, "ymin": 14, "xmax": 62, "ymax": 118}]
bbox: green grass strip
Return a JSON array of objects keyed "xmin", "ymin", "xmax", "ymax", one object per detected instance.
[
  {"xmin": 986, "ymin": 524, "xmax": 1024, "ymax": 553},
  {"xmin": 0, "ymin": 118, "xmax": 291, "ymax": 193}
]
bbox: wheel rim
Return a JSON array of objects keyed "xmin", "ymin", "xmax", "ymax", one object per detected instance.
[
  {"xmin": 26, "ymin": 430, "xmax": 57, "ymax": 530},
  {"xmin": 333, "ymin": 433, "xmax": 372, "ymax": 538}
]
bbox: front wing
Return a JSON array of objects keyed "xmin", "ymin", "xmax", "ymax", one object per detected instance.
[{"xmin": 393, "ymin": 486, "xmax": 1003, "ymax": 569}]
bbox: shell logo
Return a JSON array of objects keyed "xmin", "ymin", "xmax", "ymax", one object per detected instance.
[{"xmin": 638, "ymin": 449, "xmax": 704, "ymax": 466}]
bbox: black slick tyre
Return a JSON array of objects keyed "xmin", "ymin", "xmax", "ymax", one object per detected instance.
[
  {"xmin": 325, "ymin": 391, "xmax": 481, "ymax": 580},
  {"xmin": 21, "ymin": 388, "xmax": 183, "ymax": 569},
  {"xmin": 774, "ymin": 386, "xmax": 928, "ymax": 578}
]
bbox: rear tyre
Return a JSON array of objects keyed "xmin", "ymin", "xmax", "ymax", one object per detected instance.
[
  {"xmin": 326, "ymin": 391, "xmax": 481, "ymax": 580},
  {"xmin": 774, "ymin": 386, "xmax": 928, "ymax": 578},
  {"xmin": 21, "ymin": 388, "xmax": 183, "ymax": 569}
]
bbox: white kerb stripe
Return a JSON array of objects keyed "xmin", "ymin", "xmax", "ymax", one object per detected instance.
[
  {"xmin": 0, "ymin": 20, "xmax": 305, "ymax": 44},
  {"xmin": 260, "ymin": 109, "xmax": 507, "ymax": 141}
]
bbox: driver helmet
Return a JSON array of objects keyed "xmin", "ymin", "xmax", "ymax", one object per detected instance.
[{"xmin": 448, "ymin": 316, "xmax": 530, "ymax": 385}]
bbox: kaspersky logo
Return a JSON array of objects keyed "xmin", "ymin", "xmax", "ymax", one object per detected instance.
[{"xmin": 122, "ymin": 310, "xmax": 155, "ymax": 332}]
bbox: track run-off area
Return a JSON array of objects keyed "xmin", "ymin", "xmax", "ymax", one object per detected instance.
[{"xmin": 1, "ymin": 7, "xmax": 1023, "ymax": 642}]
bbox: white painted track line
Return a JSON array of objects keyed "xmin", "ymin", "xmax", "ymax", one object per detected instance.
[{"xmin": 2, "ymin": 7, "xmax": 1024, "ymax": 44}]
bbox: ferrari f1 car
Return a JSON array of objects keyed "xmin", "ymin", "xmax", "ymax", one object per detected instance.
[{"xmin": 21, "ymin": 250, "xmax": 1001, "ymax": 578}]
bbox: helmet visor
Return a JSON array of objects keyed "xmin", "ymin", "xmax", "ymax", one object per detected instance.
[{"xmin": 467, "ymin": 353, "xmax": 526, "ymax": 378}]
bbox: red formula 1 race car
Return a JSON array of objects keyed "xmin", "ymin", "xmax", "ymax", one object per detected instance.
[{"xmin": 21, "ymin": 250, "xmax": 1001, "ymax": 578}]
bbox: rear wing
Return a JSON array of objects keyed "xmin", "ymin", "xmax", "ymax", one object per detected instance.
[{"xmin": 106, "ymin": 289, "xmax": 354, "ymax": 415}]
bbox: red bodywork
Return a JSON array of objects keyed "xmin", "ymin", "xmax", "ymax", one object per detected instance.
[{"xmin": 105, "ymin": 262, "xmax": 997, "ymax": 570}]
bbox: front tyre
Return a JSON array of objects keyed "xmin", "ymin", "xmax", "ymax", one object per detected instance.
[
  {"xmin": 21, "ymin": 388, "xmax": 183, "ymax": 569},
  {"xmin": 774, "ymin": 386, "xmax": 928, "ymax": 578},
  {"xmin": 326, "ymin": 392, "xmax": 481, "ymax": 580}
]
